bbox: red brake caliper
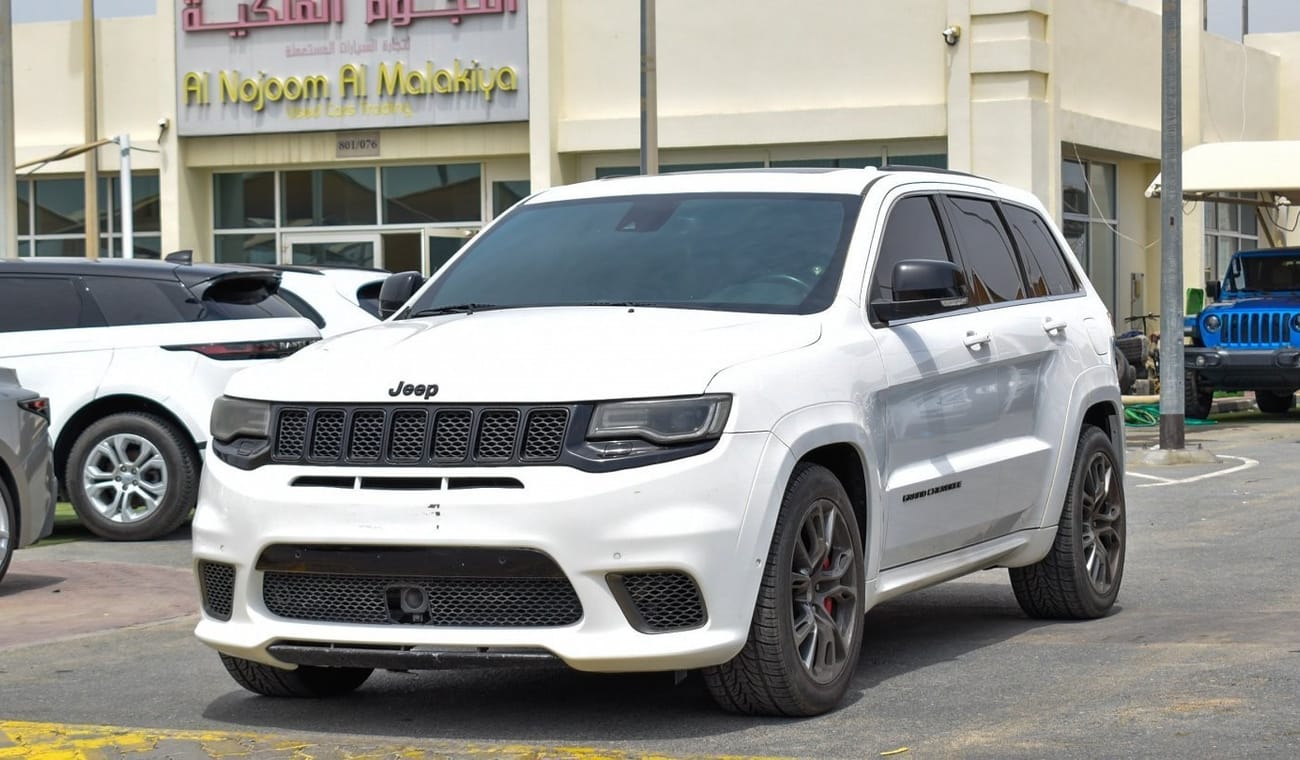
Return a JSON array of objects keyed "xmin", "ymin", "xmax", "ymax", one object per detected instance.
[{"xmin": 822, "ymin": 554, "xmax": 834, "ymax": 614}]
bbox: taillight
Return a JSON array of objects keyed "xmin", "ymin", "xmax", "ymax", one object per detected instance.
[
  {"xmin": 18, "ymin": 397, "xmax": 50, "ymax": 421},
  {"xmin": 162, "ymin": 338, "xmax": 318, "ymax": 360}
]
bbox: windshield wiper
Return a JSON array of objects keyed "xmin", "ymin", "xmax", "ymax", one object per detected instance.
[
  {"xmin": 574, "ymin": 300, "xmax": 660, "ymax": 307},
  {"xmin": 407, "ymin": 303, "xmax": 504, "ymax": 317}
]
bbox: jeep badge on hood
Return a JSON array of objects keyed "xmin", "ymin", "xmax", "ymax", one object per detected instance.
[{"xmin": 387, "ymin": 381, "xmax": 439, "ymax": 399}]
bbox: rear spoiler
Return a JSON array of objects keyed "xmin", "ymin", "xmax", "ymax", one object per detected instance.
[{"xmin": 185, "ymin": 270, "xmax": 284, "ymax": 304}]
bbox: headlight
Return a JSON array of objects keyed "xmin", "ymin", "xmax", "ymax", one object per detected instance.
[
  {"xmin": 1291, "ymin": 314, "xmax": 1300, "ymax": 332},
  {"xmin": 210, "ymin": 396, "xmax": 271, "ymax": 443},
  {"xmin": 588, "ymin": 395, "xmax": 731, "ymax": 445},
  {"xmin": 1204, "ymin": 314, "xmax": 1221, "ymax": 331}
]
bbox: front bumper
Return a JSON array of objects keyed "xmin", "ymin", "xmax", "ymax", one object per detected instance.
[
  {"xmin": 1185, "ymin": 347, "xmax": 1300, "ymax": 390},
  {"xmin": 193, "ymin": 430, "xmax": 785, "ymax": 673},
  {"xmin": 20, "ymin": 432, "xmax": 57, "ymax": 547}
]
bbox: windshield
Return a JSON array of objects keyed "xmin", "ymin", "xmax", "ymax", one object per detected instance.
[
  {"xmin": 1225, "ymin": 253, "xmax": 1300, "ymax": 293},
  {"xmin": 402, "ymin": 192, "xmax": 862, "ymax": 317}
]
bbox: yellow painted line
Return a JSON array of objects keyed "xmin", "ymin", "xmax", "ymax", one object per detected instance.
[{"xmin": 0, "ymin": 721, "xmax": 790, "ymax": 760}]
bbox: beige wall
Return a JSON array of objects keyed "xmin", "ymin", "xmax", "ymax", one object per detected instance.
[{"xmin": 11, "ymin": 0, "xmax": 1300, "ymax": 307}]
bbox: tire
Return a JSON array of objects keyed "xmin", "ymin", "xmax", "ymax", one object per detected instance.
[
  {"xmin": 702, "ymin": 463, "xmax": 865, "ymax": 716},
  {"xmin": 1010, "ymin": 425, "xmax": 1126, "ymax": 620},
  {"xmin": 1254, "ymin": 389, "xmax": 1295, "ymax": 415},
  {"xmin": 1185, "ymin": 372, "xmax": 1213, "ymax": 420},
  {"xmin": 220, "ymin": 653, "xmax": 372, "ymax": 698},
  {"xmin": 0, "ymin": 480, "xmax": 15, "ymax": 585},
  {"xmin": 65, "ymin": 412, "xmax": 199, "ymax": 541}
]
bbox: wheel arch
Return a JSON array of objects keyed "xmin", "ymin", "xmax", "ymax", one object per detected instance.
[
  {"xmin": 797, "ymin": 443, "xmax": 869, "ymax": 550},
  {"xmin": 54, "ymin": 395, "xmax": 200, "ymax": 487}
]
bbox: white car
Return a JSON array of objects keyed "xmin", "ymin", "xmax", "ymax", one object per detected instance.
[
  {"xmin": 194, "ymin": 168, "xmax": 1127, "ymax": 715},
  {"xmin": 0, "ymin": 258, "xmax": 320, "ymax": 541},
  {"xmin": 257, "ymin": 266, "xmax": 386, "ymax": 338}
]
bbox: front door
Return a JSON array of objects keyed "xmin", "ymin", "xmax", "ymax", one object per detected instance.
[{"xmin": 281, "ymin": 232, "xmax": 383, "ymax": 269}]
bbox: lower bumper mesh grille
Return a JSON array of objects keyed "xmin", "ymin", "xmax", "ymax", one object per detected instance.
[
  {"xmin": 262, "ymin": 572, "xmax": 583, "ymax": 627},
  {"xmin": 610, "ymin": 571, "xmax": 707, "ymax": 633},
  {"xmin": 198, "ymin": 561, "xmax": 236, "ymax": 621}
]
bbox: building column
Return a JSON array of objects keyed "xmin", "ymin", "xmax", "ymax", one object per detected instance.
[
  {"xmin": 527, "ymin": 0, "xmax": 567, "ymax": 191},
  {"xmin": 961, "ymin": 0, "xmax": 1056, "ymax": 210},
  {"xmin": 157, "ymin": 0, "xmax": 207, "ymax": 259}
]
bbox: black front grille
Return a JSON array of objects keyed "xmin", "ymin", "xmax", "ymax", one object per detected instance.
[
  {"xmin": 198, "ymin": 561, "xmax": 236, "ymax": 621},
  {"xmin": 1221, "ymin": 311, "xmax": 1293, "ymax": 347},
  {"xmin": 262, "ymin": 573, "xmax": 583, "ymax": 627},
  {"xmin": 270, "ymin": 404, "xmax": 572, "ymax": 467},
  {"xmin": 610, "ymin": 571, "xmax": 707, "ymax": 633}
]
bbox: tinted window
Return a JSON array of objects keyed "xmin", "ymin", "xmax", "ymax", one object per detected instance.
[
  {"xmin": 0, "ymin": 276, "xmax": 97, "ymax": 332},
  {"xmin": 200, "ymin": 278, "xmax": 302, "ymax": 321},
  {"xmin": 404, "ymin": 194, "xmax": 861, "ymax": 316},
  {"xmin": 85, "ymin": 276, "xmax": 196, "ymax": 326},
  {"xmin": 945, "ymin": 197, "xmax": 1025, "ymax": 305},
  {"xmin": 871, "ymin": 195, "xmax": 952, "ymax": 303},
  {"xmin": 277, "ymin": 288, "xmax": 327, "ymax": 329},
  {"xmin": 1003, "ymin": 204, "xmax": 1080, "ymax": 297}
]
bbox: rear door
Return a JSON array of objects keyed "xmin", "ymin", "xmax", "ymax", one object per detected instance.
[{"xmin": 0, "ymin": 274, "xmax": 114, "ymax": 443}]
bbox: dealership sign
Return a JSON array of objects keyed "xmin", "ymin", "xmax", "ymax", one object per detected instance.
[{"xmin": 176, "ymin": 0, "xmax": 528, "ymax": 136}]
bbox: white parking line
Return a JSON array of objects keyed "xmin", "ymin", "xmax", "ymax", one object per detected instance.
[{"xmin": 1128, "ymin": 455, "xmax": 1259, "ymax": 488}]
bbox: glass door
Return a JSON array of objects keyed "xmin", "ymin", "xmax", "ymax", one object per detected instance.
[
  {"xmin": 281, "ymin": 231, "xmax": 383, "ymax": 269},
  {"xmin": 424, "ymin": 227, "xmax": 478, "ymax": 277}
]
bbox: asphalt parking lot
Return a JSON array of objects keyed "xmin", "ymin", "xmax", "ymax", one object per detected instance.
[{"xmin": 1, "ymin": 414, "xmax": 1299, "ymax": 759}]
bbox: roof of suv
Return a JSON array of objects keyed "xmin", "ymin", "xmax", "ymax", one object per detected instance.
[
  {"xmin": 533, "ymin": 166, "xmax": 1013, "ymax": 204},
  {"xmin": 0, "ymin": 257, "xmax": 262, "ymax": 280}
]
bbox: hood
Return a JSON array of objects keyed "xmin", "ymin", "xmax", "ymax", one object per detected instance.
[
  {"xmin": 225, "ymin": 306, "xmax": 821, "ymax": 403},
  {"xmin": 1211, "ymin": 295, "xmax": 1300, "ymax": 310}
]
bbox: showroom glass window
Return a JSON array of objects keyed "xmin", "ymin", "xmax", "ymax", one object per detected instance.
[
  {"xmin": 1062, "ymin": 159, "xmax": 1118, "ymax": 320},
  {"xmin": 1204, "ymin": 193, "xmax": 1259, "ymax": 282},
  {"xmin": 11, "ymin": 175, "xmax": 161, "ymax": 258}
]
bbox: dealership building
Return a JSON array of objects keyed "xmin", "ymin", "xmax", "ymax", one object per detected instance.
[{"xmin": 9, "ymin": 0, "xmax": 1300, "ymax": 327}]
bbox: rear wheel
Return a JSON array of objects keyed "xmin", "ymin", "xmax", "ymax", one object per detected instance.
[
  {"xmin": 65, "ymin": 412, "xmax": 198, "ymax": 541},
  {"xmin": 1254, "ymin": 389, "xmax": 1295, "ymax": 414},
  {"xmin": 1010, "ymin": 425, "xmax": 1126, "ymax": 620},
  {"xmin": 702, "ymin": 463, "xmax": 865, "ymax": 716},
  {"xmin": 220, "ymin": 653, "xmax": 372, "ymax": 697},
  {"xmin": 0, "ymin": 481, "xmax": 15, "ymax": 584}
]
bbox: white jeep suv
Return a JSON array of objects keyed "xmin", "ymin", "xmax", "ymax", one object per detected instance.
[
  {"xmin": 195, "ymin": 168, "xmax": 1127, "ymax": 716},
  {"xmin": 0, "ymin": 258, "xmax": 319, "ymax": 541}
]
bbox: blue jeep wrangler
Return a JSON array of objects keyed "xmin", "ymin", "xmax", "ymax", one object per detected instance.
[{"xmin": 1185, "ymin": 247, "xmax": 1300, "ymax": 419}]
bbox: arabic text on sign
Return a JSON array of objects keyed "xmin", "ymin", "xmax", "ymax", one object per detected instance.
[{"xmin": 182, "ymin": 0, "xmax": 520, "ymax": 37}]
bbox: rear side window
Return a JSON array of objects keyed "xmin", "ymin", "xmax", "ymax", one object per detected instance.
[
  {"xmin": 356, "ymin": 281, "xmax": 382, "ymax": 317},
  {"xmin": 1002, "ymin": 204, "xmax": 1081, "ymax": 297},
  {"xmin": 0, "ymin": 276, "xmax": 101, "ymax": 332},
  {"xmin": 944, "ymin": 196, "xmax": 1025, "ymax": 306},
  {"xmin": 84, "ymin": 276, "xmax": 196, "ymax": 326},
  {"xmin": 277, "ymin": 288, "xmax": 327, "ymax": 329},
  {"xmin": 871, "ymin": 195, "xmax": 952, "ymax": 303}
]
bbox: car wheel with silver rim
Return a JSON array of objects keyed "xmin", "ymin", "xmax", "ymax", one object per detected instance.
[
  {"xmin": 0, "ymin": 481, "xmax": 14, "ymax": 584},
  {"xmin": 65, "ymin": 412, "xmax": 198, "ymax": 541},
  {"xmin": 1010, "ymin": 424, "xmax": 1127, "ymax": 619},
  {"xmin": 703, "ymin": 462, "xmax": 864, "ymax": 716}
]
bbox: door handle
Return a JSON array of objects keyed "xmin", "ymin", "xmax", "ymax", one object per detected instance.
[
  {"xmin": 1043, "ymin": 317, "xmax": 1068, "ymax": 335},
  {"xmin": 963, "ymin": 330, "xmax": 991, "ymax": 351}
]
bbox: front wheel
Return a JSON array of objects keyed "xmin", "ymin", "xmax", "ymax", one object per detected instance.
[
  {"xmin": 65, "ymin": 412, "xmax": 199, "ymax": 541},
  {"xmin": 0, "ymin": 482, "xmax": 15, "ymax": 584},
  {"xmin": 220, "ymin": 654, "xmax": 372, "ymax": 697},
  {"xmin": 1185, "ymin": 372, "xmax": 1213, "ymax": 420},
  {"xmin": 702, "ymin": 463, "xmax": 865, "ymax": 716},
  {"xmin": 1254, "ymin": 389, "xmax": 1295, "ymax": 414},
  {"xmin": 1010, "ymin": 425, "xmax": 1126, "ymax": 619}
]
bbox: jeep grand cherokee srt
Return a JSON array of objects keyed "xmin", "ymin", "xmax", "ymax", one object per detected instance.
[{"xmin": 194, "ymin": 168, "xmax": 1127, "ymax": 716}]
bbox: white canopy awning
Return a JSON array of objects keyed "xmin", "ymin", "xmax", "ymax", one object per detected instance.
[{"xmin": 1144, "ymin": 141, "xmax": 1300, "ymax": 202}]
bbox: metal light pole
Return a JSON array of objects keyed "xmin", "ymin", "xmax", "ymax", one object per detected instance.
[
  {"xmin": 639, "ymin": 0, "xmax": 658, "ymax": 176},
  {"xmin": 0, "ymin": 0, "xmax": 16, "ymax": 255},
  {"xmin": 1159, "ymin": 0, "xmax": 1186, "ymax": 449},
  {"xmin": 117, "ymin": 134, "xmax": 133, "ymax": 259},
  {"xmin": 83, "ymin": 0, "xmax": 99, "ymax": 259}
]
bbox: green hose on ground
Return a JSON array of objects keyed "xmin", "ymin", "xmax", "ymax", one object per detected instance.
[{"xmin": 1124, "ymin": 403, "xmax": 1217, "ymax": 426}]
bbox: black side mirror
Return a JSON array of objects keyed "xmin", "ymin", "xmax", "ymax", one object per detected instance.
[
  {"xmin": 1205, "ymin": 280, "xmax": 1221, "ymax": 301},
  {"xmin": 378, "ymin": 271, "xmax": 425, "ymax": 319},
  {"xmin": 872, "ymin": 259, "xmax": 969, "ymax": 324}
]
